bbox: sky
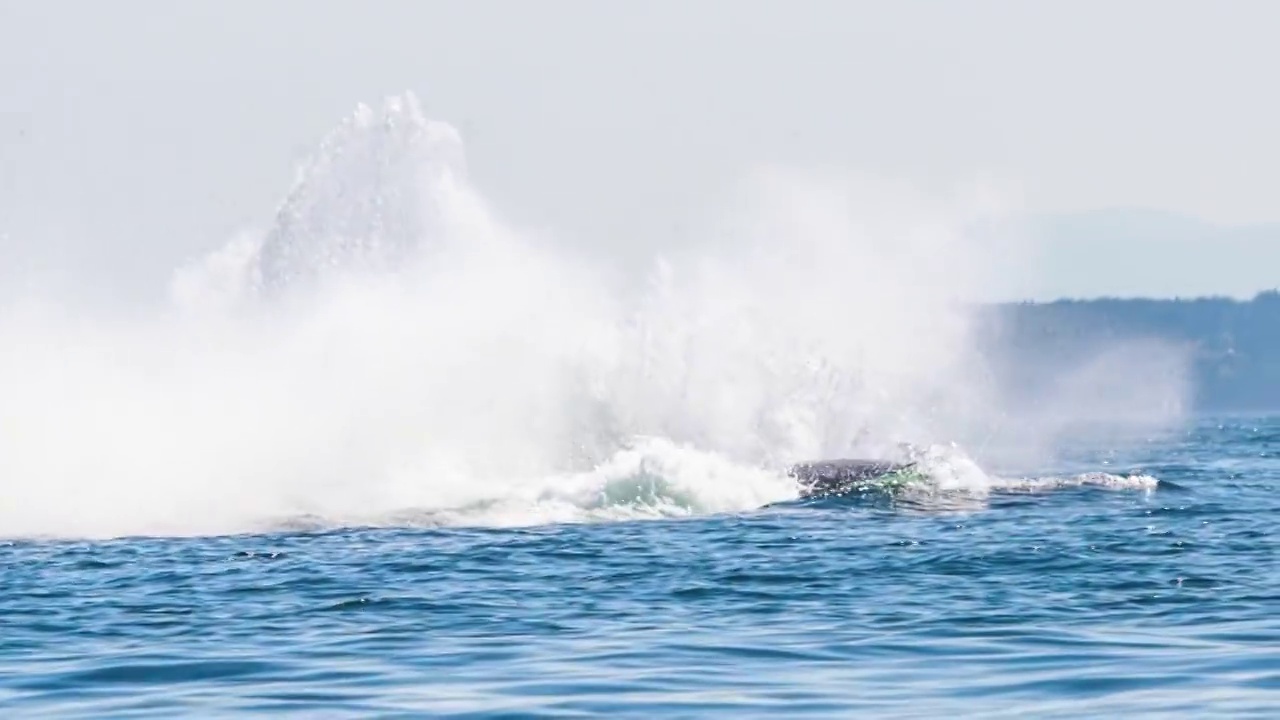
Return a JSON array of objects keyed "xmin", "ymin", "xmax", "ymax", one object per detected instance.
[{"xmin": 2, "ymin": 0, "xmax": 1279, "ymax": 302}]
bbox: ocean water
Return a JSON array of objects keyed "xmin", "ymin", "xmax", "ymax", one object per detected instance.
[
  {"xmin": 1, "ymin": 93, "xmax": 1273, "ymax": 717},
  {"xmin": 1, "ymin": 416, "xmax": 1276, "ymax": 718}
]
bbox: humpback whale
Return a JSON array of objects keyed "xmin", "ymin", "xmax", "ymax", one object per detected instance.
[{"xmin": 788, "ymin": 459, "xmax": 919, "ymax": 499}]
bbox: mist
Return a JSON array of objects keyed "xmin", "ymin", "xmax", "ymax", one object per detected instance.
[{"xmin": 0, "ymin": 94, "xmax": 1192, "ymax": 539}]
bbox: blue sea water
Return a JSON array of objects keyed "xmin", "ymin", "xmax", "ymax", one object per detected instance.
[{"xmin": 1, "ymin": 415, "xmax": 1275, "ymax": 718}]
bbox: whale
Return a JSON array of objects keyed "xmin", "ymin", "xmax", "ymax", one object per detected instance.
[{"xmin": 788, "ymin": 459, "xmax": 919, "ymax": 499}]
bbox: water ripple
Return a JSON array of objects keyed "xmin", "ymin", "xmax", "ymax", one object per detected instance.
[{"xmin": 1, "ymin": 416, "xmax": 1278, "ymax": 717}]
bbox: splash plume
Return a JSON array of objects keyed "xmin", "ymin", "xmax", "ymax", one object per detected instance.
[{"xmin": 0, "ymin": 93, "xmax": 1190, "ymax": 539}]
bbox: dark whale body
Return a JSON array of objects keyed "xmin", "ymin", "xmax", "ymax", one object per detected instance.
[{"xmin": 788, "ymin": 459, "xmax": 917, "ymax": 499}]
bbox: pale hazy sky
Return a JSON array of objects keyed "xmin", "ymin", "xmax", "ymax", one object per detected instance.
[{"xmin": 2, "ymin": 1, "xmax": 1279, "ymax": 301}]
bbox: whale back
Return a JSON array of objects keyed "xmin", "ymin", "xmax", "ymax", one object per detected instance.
[{"xmin": 788, "ymin": 459, "xmax": 915, "ymax": 499}]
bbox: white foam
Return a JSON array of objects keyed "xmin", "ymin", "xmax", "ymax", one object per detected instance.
[{"xmin": 991, "ymin": 471, "xmax": 1160, "ymax": 493}]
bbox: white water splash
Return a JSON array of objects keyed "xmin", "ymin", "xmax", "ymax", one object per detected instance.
[{"xmin": 0, "ymin": 92, "xmax": 1190, "ymax": 539}]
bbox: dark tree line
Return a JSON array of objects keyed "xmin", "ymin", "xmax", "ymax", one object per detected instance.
[{"xmin": 980, "ymin": 291, "xmax": 1280, "ymax": 411}]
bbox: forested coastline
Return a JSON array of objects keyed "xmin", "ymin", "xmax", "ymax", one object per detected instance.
[{"xmin": 984, "ymin": 290, "xmax": 1280, "ymax": 411}]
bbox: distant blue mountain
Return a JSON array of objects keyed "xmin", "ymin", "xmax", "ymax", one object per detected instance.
[{"xmin": 1010, "ymin": 207, "xmax": 1280, "ymax": 301}]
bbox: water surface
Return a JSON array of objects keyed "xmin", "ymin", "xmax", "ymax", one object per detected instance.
[{"xmin": 2, "ymin": 416, "xmax": 1276, "ymax": 717}]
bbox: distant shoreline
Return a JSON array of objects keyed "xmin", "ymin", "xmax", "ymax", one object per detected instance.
[{"xmin": 980, "ymin": 291, "xmax": 1280, "ymax": 412}]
